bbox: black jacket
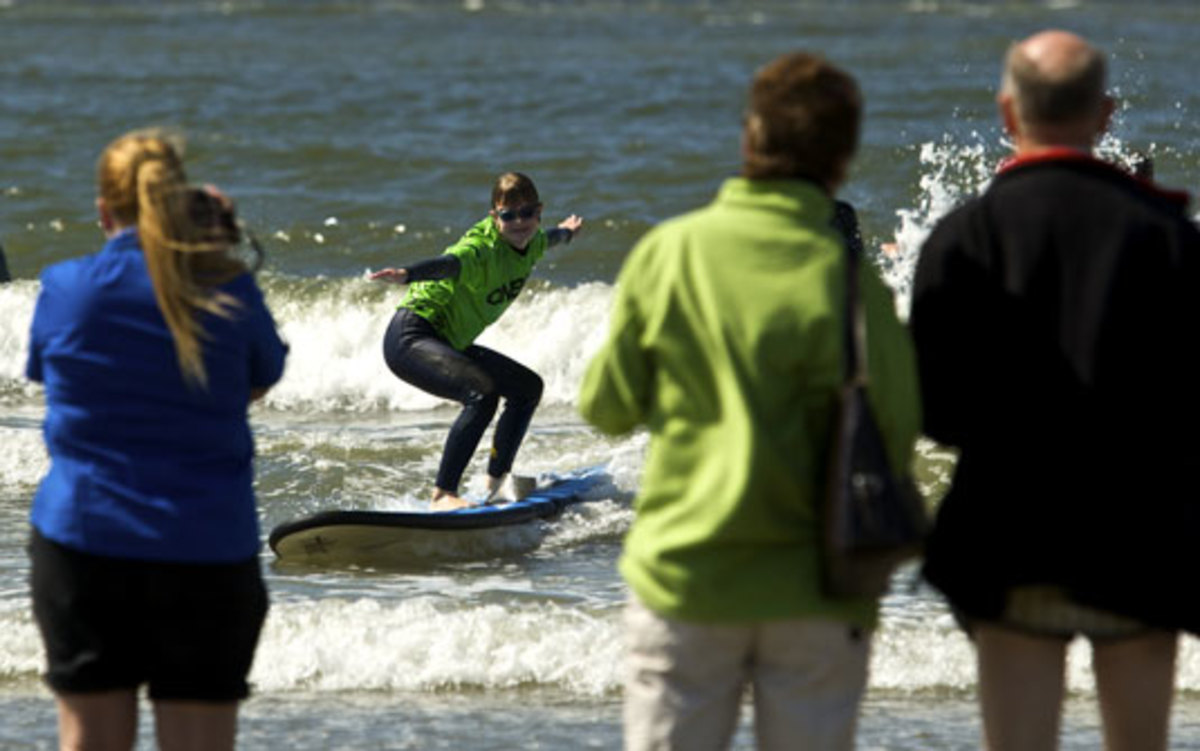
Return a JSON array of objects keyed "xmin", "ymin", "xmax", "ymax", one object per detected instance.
[{"xmin": 910, "ymin": 151, "xmax": 1200, "ymax": 634}]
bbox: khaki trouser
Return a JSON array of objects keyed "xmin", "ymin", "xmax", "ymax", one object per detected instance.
[{"xmin": 623, "ymin": 598, "xmax": 871, "ymax": 751}]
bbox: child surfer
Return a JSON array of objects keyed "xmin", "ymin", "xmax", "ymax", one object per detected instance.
[{"xmin": 370, "ymin": 172, "xmax": 583, "ymax": 510}]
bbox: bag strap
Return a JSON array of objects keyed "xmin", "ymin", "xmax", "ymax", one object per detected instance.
[{"xmin": 832, "ymin": 201, "xmax": 868, "ymax": 388}]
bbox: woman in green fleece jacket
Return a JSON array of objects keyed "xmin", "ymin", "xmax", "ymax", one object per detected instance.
[{"xmin": 580, "ymin": 53, "xmax": 920, "ymax": 751}]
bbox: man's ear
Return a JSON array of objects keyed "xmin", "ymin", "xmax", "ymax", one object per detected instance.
[{"xmin": 998, "ymin": 92, "xmax": 1020, "ymax": 138}]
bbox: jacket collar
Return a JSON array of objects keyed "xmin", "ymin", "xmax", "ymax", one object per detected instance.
[
  {"xmin": 998, "ymin": 147, "xmax": 1190, "ymax": 209},
  {"xmin": 716, "ymin": 177, "xmax": 834, "ymax": 221},
  {"xmin": 102, "ymin": 227, "xmax": 140, "ymax": 253}
]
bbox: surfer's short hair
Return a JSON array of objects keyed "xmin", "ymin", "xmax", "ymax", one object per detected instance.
[
  {"xmin": 491, "ymin": 172, "xmax": 540, "ymax": 208},
  {"xmin": 742, "ymin": 52, "xmax": 861, "ymax": 184}
]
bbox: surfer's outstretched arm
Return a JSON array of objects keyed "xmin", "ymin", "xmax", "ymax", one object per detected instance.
[
  {"xmin": 547, "ymin": 214, "xmax": 583, "ymax": 247},
  {"xmin": 369, "ymin": 256, "xmax": 462, "ymax": 284}
]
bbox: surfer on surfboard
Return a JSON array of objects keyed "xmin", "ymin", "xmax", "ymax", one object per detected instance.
[{"xmin": 370, "ymin": 172, "xmax": 583, "ymax": 511}]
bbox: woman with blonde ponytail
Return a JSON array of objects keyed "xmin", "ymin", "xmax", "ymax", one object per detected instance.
[{"xmin": 25, "ymin": 129, "xmax": 288, "ymax": 751}]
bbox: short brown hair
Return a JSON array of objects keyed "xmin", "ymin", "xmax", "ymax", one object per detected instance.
[
  {"xmin": 742, "ymin": 52, "xmax": 861, "ymax": 183},
  {"xmin": 491, "ymin": 172, "xmax": 540, "ymax": 208}
]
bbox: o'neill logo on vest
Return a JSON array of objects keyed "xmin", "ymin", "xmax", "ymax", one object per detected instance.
[{"xmin": 487, "ymin": 277, "xmax": 526, "ymax": 305}]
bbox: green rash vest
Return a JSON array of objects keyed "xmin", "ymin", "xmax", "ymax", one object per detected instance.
[
  {"xmin": 401, "ymin": 217, "xmax": 547, "ymax": 350},
  {"xmin": 579, "ymin": 178, "xmax": 922, "ymax": 627}
]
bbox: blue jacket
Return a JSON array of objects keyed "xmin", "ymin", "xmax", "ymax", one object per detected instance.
[{"xmin": 26, "ymin": 229, "xmax": 288, "ymax": 562}]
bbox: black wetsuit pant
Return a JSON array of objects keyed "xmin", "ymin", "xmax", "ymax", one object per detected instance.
[{"xmin": 383, "ymin": 308, "xmax": 543, "ymax": 494}]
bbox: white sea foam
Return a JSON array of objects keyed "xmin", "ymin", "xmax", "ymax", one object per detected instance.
[
  {"xmin": 252, "ymin": 597, "xmax": 622, "ymax": 695},
  {"xmin": 259, "ymin": 279, "xmax": 615, "ymax": 415},
  {"xmin": 0, "ymin": 426, "xmax": 48, "ymax": 494},
  {"xmin": 880, "ymin": 137, "xmax": 995, "ymax": 319},
  {"xmin": 879, "ymin": 134, "xmax": 1151, "ymax": 320},
  {"xmin": 871, "ymin": 611, "xmax": 978, "ymax": 692},
  {"xmin": 261, "ymin": 277, "xmax": 407, "ymax": 413},
  {"xmin": 0, "ymin": 281, "xmax": 39, "ymax": 395},
  {"xmin": 3, "ymin": 586, "xmax": 1199, "ymax": 695},
  {"xmin": 0, "ymin": 599, "xmax": 45, "ymax": 688},
  {"xmin": 251, "ymin": 413, "xmax": 641, "ymax": 514},
  {"xmin": 0, "ymin": 275, "xmax": 619, "ymax": 415},
  {"xmin": 476, "ymin": 281, "xmax": 613, "ymax": 409},
  {"xmin": 541, "ymin": 499, "xmax": 634, "ymax": 549},
  {"xmin": 867, "ymin": 613, "xmax": 1200, "ymax": 694}
]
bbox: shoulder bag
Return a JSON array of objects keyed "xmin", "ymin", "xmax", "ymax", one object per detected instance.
[{"xmin": 821, "ymin": 203, "xmax": 928, "ymax": 598}]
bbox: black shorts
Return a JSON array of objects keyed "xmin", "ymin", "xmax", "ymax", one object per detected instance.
[{"xmin": 29, "ymin": 529, "xmax": 268, "ymax": 702}]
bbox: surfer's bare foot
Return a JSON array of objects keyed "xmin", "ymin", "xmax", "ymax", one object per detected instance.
[{"xmin": 430, "ymin": 489, "xmax": 471, "ymax": 511}]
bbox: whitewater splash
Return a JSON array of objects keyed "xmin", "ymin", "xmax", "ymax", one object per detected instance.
[
  {"xmin": 0, "ymin": 274, "xmax": 614, "ymax": 410},
  {"xmin": 252, "ymin": 277, "xmax": 615, "ymax": 414},
  {"xmin": 0, "ymin": 281, "xmax": 38, "ymax": 399},
  {"xmin": 875, "ymin": 132, "xmax": 1160, "ymax": 320},
  {"xmin": 3, "ymin": 589, "xmax": 1198, "ymax": 697}
]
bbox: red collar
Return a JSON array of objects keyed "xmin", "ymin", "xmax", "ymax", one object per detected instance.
[
  {"xmin": 997, "ymin": 147, "xmax": 1191, "ymax": 209},
  {"xmin": 997, "ymin": 147, "xmax": 1096, "ymax": 174}
]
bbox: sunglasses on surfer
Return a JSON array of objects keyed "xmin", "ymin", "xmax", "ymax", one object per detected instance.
[{"xmin": 492, "ymin": 203, "xmax": 542, "ymax": 223}]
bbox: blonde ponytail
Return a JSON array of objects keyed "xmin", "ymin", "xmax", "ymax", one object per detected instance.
[{"xmin": 98, "ymin": 130, "xmax": 247, "ymax": 389}]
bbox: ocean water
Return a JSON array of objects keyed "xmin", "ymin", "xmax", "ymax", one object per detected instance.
[{"xmin": 3, "ymin": 1, "xmax": 1200, "ymax": 748}]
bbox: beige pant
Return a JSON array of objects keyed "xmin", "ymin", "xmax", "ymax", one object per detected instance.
[{"xmin": 622, "ymin": 598, "xmax": 871, "ymax": 751}]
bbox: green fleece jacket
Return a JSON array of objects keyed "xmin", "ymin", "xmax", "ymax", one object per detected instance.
[{"xmin": 579, "ymin": 178, "xmax": 921, "ymax": 626}]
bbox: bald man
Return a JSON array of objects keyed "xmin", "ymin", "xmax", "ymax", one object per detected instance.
[{"xmin": 910, "ymin": 30, "xmax": 1200, "ymax": 751}]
